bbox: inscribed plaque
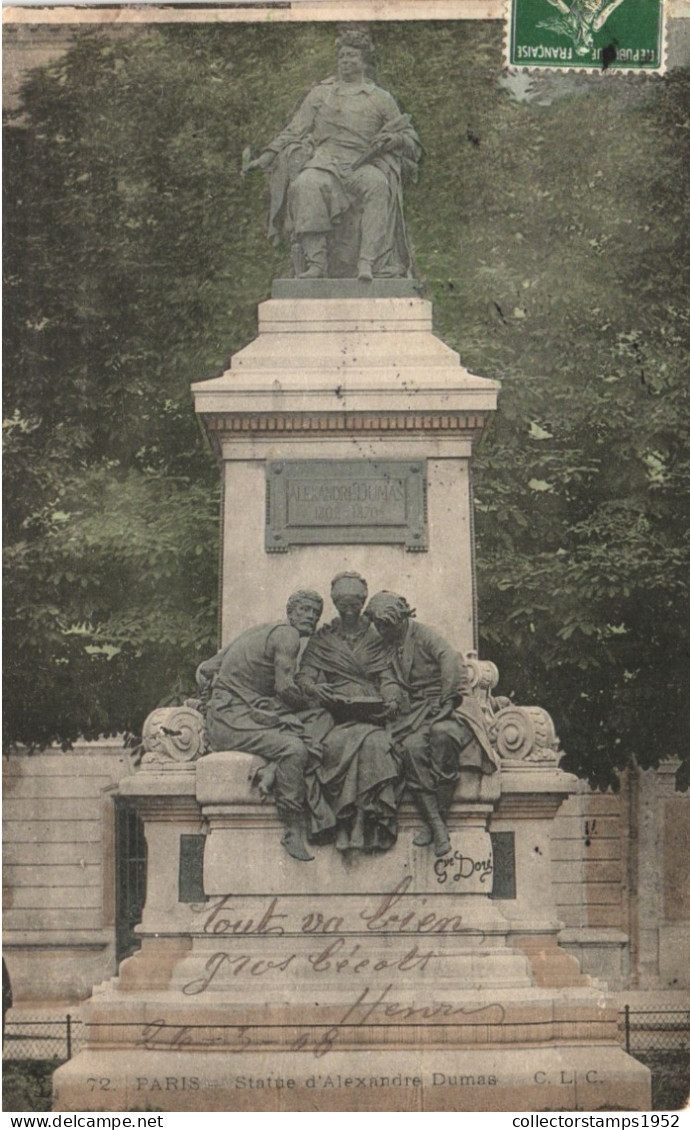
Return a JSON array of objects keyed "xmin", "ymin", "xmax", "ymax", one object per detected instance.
[{"xmin": 265, "ymin": 460, "xmax": 427, "ymax": 552}]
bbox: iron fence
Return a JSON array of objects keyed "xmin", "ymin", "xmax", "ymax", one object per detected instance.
[
  {"xmin": 3, "ymin": 1014, "xmax": 84, "ymax": 1061},
  {"xmin": 2, "ymin": 1007, "xmax": 688, "ymax": 1062},
  {"xmin": 621, "ymin": 1008, "xmax": 690, "ymax": 1055}
]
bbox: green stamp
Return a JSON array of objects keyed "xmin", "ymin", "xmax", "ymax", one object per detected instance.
[{"xmin": 508, "ymin": 0, "xmax": 665, "ymax": 71}]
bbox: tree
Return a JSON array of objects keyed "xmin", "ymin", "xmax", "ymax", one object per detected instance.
[{"xmin": 4, "ymin": 23, "xmax": 689, "ymax": 784}]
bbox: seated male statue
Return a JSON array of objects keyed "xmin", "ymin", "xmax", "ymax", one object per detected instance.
[
  {"xmin": 365, "ymin": 591, "xmax": 500, "ymax": 857},
  {"xmin": 243, "ymin": 28, "xmax": 422, "ymax": 280},
  {"xmin": 196, "ymin": 590, "xmax": 324, "ymax": 862}
]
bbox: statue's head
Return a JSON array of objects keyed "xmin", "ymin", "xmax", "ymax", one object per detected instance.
[
  {"xmin": 365, "ymin": 591, "xmax": 415, "ymax": 645},
  {"xmin": 286, "ymin": 589, "xmax": 323, "ymax": 636},
  {"xmin": 330, "ymin": 571, "xmax": 368, "ymax": 619},
  {"xmin": 335, "ymin": 27, "xmax": 375, "ymax": 80}
]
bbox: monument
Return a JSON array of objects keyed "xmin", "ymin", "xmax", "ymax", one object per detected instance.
[{"xmin": 53, "ymin": 28, "xmax": 650, "ymax": 1113}]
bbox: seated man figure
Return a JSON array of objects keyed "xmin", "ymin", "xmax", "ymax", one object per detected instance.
[
  {"xmin": 196, "ymin": 590, "xmax": 324, "ymax": 862},
  {"xmin": 365, "ymin": 591, "xmax": 499, "ymax": 857},
  {"xmin": 244, "ymin": 28, "xmax": 422, "ymax": 280}
]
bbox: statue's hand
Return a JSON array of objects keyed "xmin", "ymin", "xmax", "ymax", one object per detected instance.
[
  {"xmin": 279, "ymin": 684, "xmax": 307, "ymax": 712},
  {"xmin": 372, "ymin": 130, "xmax": 398, "ymax": 154},
  {"xmin": 242, "ymin": 150, "xmax": 275, "ymax": 176},
  {"xmin": 311, "ymin": 685, "xmax": 338, "ymax": 709},
  {"xmin": 256, "ymin": 762, "xmax": 277, "ymax": 799},
  {"xmin": 196, "ymin": 676, "xmax": 213, "ymax": 706},
  {"xmin": 300, "ymin": 681, "xmax": 336, "ymax": 709},
  {"xmin": 434, "ymin": 698, "xmax": 456, "ymax": 722}
]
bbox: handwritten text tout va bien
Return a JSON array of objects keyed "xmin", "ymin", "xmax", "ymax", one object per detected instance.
[{"xmin": 195, "ymin": 875, "xmax": 477, "ymax": 940}]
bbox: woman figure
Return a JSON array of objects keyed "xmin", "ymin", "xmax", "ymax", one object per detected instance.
[{"xmin": 298, "ymin": 572, "xmax": 403, "ymax": 852}]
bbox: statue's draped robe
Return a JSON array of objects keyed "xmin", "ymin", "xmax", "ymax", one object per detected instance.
[
  {"xmin": 387, "ymin": 621, "xmax": 499, "ymax": 794},
  {"xmin": 299, "ymin": 619, "xmax": 403, "ymax": 851},
  {"xmin": 264, "ymin": 77, "xmax": 422, "ymax": 276}
]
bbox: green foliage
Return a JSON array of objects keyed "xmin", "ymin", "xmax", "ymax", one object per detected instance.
[
  {"xmin": 638, "ymin": 1051, "xmax": 690, "ymax": 1111},
  {"xmin": 2, "ymin": 1059, "xmax": 57, "ymax": 1112},
  {"xmin": 460, "ymin": 69, "xmax": 690, "ymax": 788},
  {"xmin": 2, "ymin": 1059, "xmax": 164, "ymax": 1113},
  {"xmin": 4, "ymin": 23, "xmax": 689, "ymax": 783}
]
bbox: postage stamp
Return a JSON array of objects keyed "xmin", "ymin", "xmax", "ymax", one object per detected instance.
[{"xmin": 507, "ymin": 0, "xmax": 666, "ymax": 71}]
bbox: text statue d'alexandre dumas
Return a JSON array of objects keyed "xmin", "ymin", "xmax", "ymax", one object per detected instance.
[{"xmin": 243, "ymin": 28, "xmax": 422, "ymax": 281}]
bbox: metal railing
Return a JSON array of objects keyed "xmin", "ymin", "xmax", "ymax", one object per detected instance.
[
  {"xmin": 3, "ymin": 1007, "xmax": 688, "ymax": 1061},
  {"xmin": 621, "ymin": 1007, "xmax": 690, "ymax": 1055},
  {"xmin": 3, "ymin": 1014, "xmax": 84, "ymax": 1061}
]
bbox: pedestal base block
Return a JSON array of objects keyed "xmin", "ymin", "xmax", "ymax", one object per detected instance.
[{"xmin": 54, "ymin": 1045, "xmax": 650, "ymax": 1113}]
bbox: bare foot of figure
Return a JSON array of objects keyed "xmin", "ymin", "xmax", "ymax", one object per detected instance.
[{"xmin": 256, "ymin": 762, "xmax": 277, "ymax": 798}]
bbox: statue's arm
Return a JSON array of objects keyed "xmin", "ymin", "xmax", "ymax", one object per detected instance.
[
  {"xmin": 196, "ymin": 647, "xmax": 226, "ymax": 691},
  {"xmin": 375, "ymin": 91, "xmax": 422, "ymax": 162},
  {"xmin": 195, "ymin": 645, "xmax": 232, "ymax": 708},
  {"xmin": 377, "ymin": 663, "xmax": 404, "ymax": 719},
  {"xmin": 270, "ymin": 625, "xmax": 308, "ymax": 710},
  {"xmin": 246, "ymin": 88, "xmax": 320, "ymax": 172},
  {"xmin": 423, "ymin": 627, "xmax": 466, "ymax": 708},
  {"xmin": 296, "ymin": 642, "xmax": 337, "ymax": 708}
]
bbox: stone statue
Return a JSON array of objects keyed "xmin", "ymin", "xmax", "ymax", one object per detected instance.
[
  {"xmin": 243, "ymin": 28, "xmax": 422, "ymax": 281},
  {"xmin": 365, "ymin": 591, "xmax": 500, "ymax": 856},
  {"xmin": 195, "ymin": 589, "xmax": 324, "ymax": 862},
  {"xmin": 297, "ymin": 572, "xmax": 403, "ymax": 852}
]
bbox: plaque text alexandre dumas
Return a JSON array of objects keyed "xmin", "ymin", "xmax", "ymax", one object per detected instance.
[{"xmin": 265, "ymin": 460, "xmax": 427, "ymax": 552}]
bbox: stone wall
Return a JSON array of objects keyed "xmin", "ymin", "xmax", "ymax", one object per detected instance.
[
  {"xmin": 637, "ymin": 762, "xmax": 690, "ymax": 991},
  {"xmin": 2, "ymin": 742, "xmax": 131, "ymax": 1001},
  {"xmin": 552, "ymin": 784, "xmax": 630, "ymax": 987},
  {"xmin": 553, "ymin": 766, "xmax": 690, "ymax": 991}
]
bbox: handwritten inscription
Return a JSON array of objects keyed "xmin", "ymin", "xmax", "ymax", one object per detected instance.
[
  {"xmin": 141, "ymin": 985, "xmax": 506, "ymax": 1060},
  {"xmin": 202, "ymin": 896, "xmax": 287, "ymax": 936},
  {"xmin": 288, "ymin": 985, "xmax": 505, "ymax": 1058},
  {"xmin": 182, "ymin": 941, "xmax": 437, "ymax": 995},
  {"xmin": 168, "ymin": 876, "xmax": 502, "ymax": 1059},
  {"xmin": 434, "ymin": 852, "xmax": 493, "ymax": 886},
  {"xmin": 196, "ymin": 877, "xmax": 469, "ymax": 939},
  {"xmin": 359, "ymin": 877, "xmax": 466, "ymax": 932}
]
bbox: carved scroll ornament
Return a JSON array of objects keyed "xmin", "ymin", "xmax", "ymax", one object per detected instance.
[
  {"xmin": 140, "ymin": 703, "xmax": 208, "ymax": 768},
  {"xmin": 465, "ymin": 651, "xmax": 562, "ymax": 765}
]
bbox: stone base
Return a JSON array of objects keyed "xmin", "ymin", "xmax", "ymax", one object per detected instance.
[
  {"xmin": 53, "ymin": 1045, "xmax": 650, "ymax": 1112},
  {"xmin": 271, "ymin": 278, "xmax": 422, "ymax": 299},
  {"xmin": 99, "ymin": 753, "xmax": 650, "ymax": 1113},
  {"xmin": 2, "ymin": 940, "xmax": 114, "ymax": 1002}
]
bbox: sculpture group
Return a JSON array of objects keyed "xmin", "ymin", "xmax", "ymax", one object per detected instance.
[{"xmin": 197, "ymin": 573, "xmax": 498, "ymax": 862}]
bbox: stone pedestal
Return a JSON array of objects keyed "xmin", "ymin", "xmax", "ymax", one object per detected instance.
[
  {"xmin": 191, "ymin": 283, "xmax": 499, "ymax": 654},
  {"xmin": 54, "ymin": 746, "xmax": 650, "ymax": 1112},
  {"xmin": 54, "ymin": 286, "xmax": 650, "ymax": 1111}
]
